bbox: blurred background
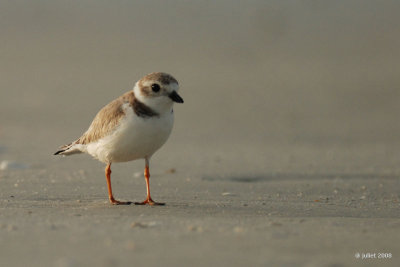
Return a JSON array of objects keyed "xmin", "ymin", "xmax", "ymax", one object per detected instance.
[{"xmin": 1, "ymin": 0, "xmax": 400, "ymax": 176}]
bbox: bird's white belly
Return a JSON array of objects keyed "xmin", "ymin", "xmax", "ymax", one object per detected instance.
[{"xmin": 87, "ymin": 108, "xmax": 174, "ymax": 163}]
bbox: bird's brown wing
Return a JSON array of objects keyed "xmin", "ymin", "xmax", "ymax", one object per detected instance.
[{"xmin": 75, "ymin": 91, "xmax": 135, "ymax": 145}]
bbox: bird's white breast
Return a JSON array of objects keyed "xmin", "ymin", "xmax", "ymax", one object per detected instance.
[{"xmin": 86, "ymin": 104, "xmax": 174, "ymax": 163}]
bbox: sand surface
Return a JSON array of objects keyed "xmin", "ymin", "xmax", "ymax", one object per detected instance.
[{"xmin": 1, "ymin": 1, "xmax": 400, "ymax": 266}]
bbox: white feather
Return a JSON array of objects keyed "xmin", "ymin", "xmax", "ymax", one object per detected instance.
[{"xmin": 85, "ymin": 103, "xmax": 174, "ymax": 163}]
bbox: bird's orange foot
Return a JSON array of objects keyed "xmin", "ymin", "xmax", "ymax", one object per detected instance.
[
  {"xmin": 134, "ymin": 197, "xmax": 165, "ymax": 206},
  {"xmin": 110, "ymin": 198, "xmax": 132, "ymax": 205}
]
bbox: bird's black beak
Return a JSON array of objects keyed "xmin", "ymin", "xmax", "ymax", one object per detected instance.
[{"xmin": 169, "ymin": 91, "xmax": 184, "ymax": 103}]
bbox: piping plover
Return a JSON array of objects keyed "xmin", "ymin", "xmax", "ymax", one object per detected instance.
[{"xmin": 54, "ymin": 72, "xmax": 183, "ymax": 205}]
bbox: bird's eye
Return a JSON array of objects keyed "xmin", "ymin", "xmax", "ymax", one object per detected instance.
[{"xmin": 151, "ymin": 83, "xmax": 160, "ymax": 92}]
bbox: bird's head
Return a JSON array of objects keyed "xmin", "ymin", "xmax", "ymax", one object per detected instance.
[{"xmin": 133, "ymin": 72, "xmax": 183, "ymax": 113}]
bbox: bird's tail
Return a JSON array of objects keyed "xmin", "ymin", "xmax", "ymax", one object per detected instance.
[{"xmin": 54, "ymin": 142, "xmax": 83, "ymax": 156}]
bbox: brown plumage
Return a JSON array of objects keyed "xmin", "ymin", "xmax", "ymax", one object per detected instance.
[{"xmin": 54, "ymin": 91, "xmax": 158, "ymax": 154}]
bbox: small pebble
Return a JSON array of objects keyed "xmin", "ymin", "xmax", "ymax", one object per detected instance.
[
  {"xmin": 131, "ymin": 221, "xmax": 158, "ymax": 228},
  {"xmin": 166, "ymin": 168, "xmax": 176, "ymax": 174},
  {"xmin": 222, "ymin": 192, "xmax": 236, "ymax": 196},
  {"xmin": 361, "ymin": 185, "xmax": 366, "ymax": 190},
  {"xmin": 187, "ymin": 225, "xmax": 203, "ymax": 232},
  {"xmin": 233, "ymin": 226, "xmax": 245, "ymax": 233}
]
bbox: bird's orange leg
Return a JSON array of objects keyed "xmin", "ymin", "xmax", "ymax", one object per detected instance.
[
  {"xmin": 105, "ymin": 163, "xmax": 131, "ymax": 205},
  {"xmin": 135, "ymin": 159, "xmax": 165, "ymax": 206}
]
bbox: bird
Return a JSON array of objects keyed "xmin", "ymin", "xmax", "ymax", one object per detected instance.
[{"xmin": 54, "ymin": 72, "xmax": 183, "ymax": 205}]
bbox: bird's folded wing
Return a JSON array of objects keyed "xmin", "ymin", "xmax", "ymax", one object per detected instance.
[{"xmin": 75, "ymin": 91, "xmax": 133, "ymax": 145}]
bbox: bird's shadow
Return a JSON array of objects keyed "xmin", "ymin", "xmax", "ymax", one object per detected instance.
[{"xmin": 202, "ymin": 173, "xmax": 399, "ymax": 183}]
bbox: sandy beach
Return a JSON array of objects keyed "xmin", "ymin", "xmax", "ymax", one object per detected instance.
[{"xmin": 1, "ymin": 1, "xmax": 400, "ymax": 266}]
